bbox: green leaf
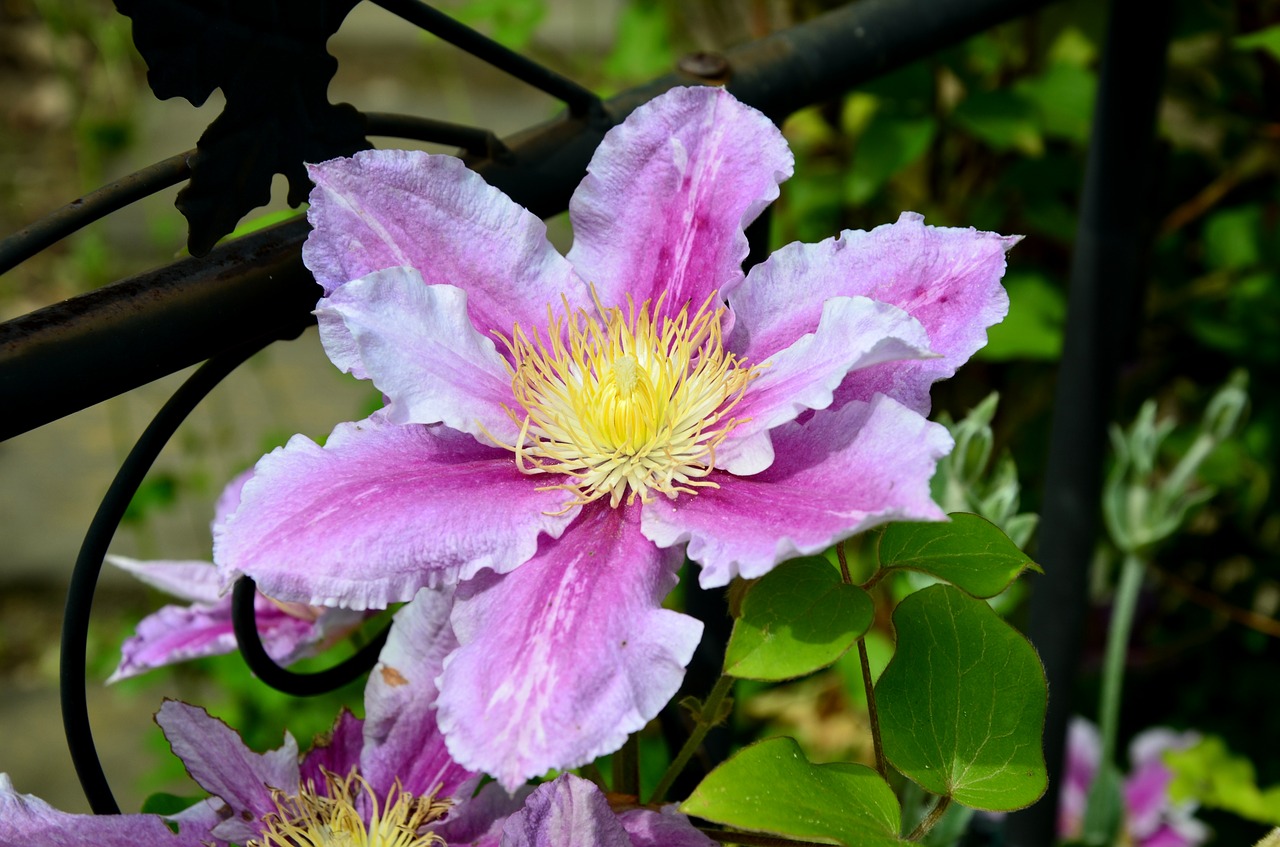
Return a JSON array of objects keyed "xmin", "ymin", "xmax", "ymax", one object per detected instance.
[
  {"xmin": 681, "ymin": 737, "xmax": 904, "ymax": 846},
  {"xmin": 140, "ymin": 792, "xmax": 205, "ymax": 816},
  {"xmin": 1234, "ymin": 25, "xmax": 1280, "ymax": 62},
  {"xmin": 1167, "ymin": 735, "xmax": 1280, "ymax": 825},
  {"xmin": 846, "ymin": 114, "xmax": 937, "ymax": 205},
  {"xmin": 724, "ymin": 557, "xmax": 874, "ymax": 681},
  {"xmin": 875, "ymin": 585, "xmax": 1048, "ymax": 811},
  {"xmin": 876, "ymin": 513, "xmax": 1041, "ymax": 598},
  {"xmin": 1015, "ymin": 62, "xmax": 1097, "ymax": 143},
  {"xmin": 953, "ymin": 89, "xmax": 1043, "ymax": 155},
  {"xmin": 979, "ymin": 272, "xmax": 1066, "ymax": 361}
]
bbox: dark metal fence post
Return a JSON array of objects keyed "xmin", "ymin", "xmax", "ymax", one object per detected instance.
[{"xmin": 1004, "ymin": 2, "xmax": 1174, "ymax": 844}]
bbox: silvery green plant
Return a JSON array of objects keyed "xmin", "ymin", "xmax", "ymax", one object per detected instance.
[
  {"xmin": 1082, "ymin": 371, "xmax": 1249, "ymax": 847},
  {"xmin": 934, "ymin": 393, "xmax": 1038, "ymax": 549}
]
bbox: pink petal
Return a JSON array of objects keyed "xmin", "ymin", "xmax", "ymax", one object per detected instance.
[
  {"xmin": 315, "ymin": 269, "xmax": 518, "ymax": 441},
  {"xmin": 1125, "ymin": 727, "xmax": 1201, "ymax": 838},
  {"xmin": 644, "ymin": 396, "xmax": 951, "ymax": 588},
  {"xmin": 156, "ymin": 700, "xmax": 298, "ymax": 844},
  {"xmin": 438, "ymin": 504, "xmax": 700, "ymax": 791},
  {"xmin": 431, "ymin": 782, "xmax": 533, "ymax": 847},
  {"xmin": 299, "ymin": 710, "xmax": 364, "ymax": 790},
  {"xmin": 108, "ymin": 584, "xmax": 351, "ymax": 683},
  {"xmin": 619, "ymin": 806, "xmax": 719, "ymax": 847},
  {"xmin": 729, "ymin": 212, "xmax": 1017, "ymax": 415},
  {"xmin": 1058, "ymin": 717, "xmax": 1101, "ymax": 839},
  {"xmin": 567, "ymin": 86, "xmax": 793, "ymax": 319},
  {"xmin": 212, "ymin": 469, "xmax": 253, "ymax": 529},
  {"xmin": 719, "ymin": 295, "xmax": 935, "ymax": 476},
  {"xmin": 304, "ymin": 149, "xmax": 584, "ymax": 335},
  {"xmin": 107, "ymin": 556, "xmax": 223, "ymax": 604},
  {"xmin": 361, "ymin": 588, "xmax": 476, "ymax": 801},
  {"xmin": 215, "ymin": 413, "xmax": 576, "ymax": 610},
  {"xmin": 0, "ymin": 774, "xmax": 209, "ymax": 847},
  {"xmin": 500, "ymin": 775, "xmax": 631, "ymax": 847}
]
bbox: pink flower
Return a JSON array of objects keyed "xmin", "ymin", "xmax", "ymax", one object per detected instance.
[
  {"xmin": 2, "ymin": 591, "xmax": 714, "ymax": 847},
  {"xmin": 215, "ymin": 85, "xmax": 1016, "ymax": 789},
  {"xmin": 1060, "ymin": 717, "xmax": 1209, "ymax": 847},
  {"xmin": 107, "ymin": 472, "xmax": 365, "ymax": 682}
]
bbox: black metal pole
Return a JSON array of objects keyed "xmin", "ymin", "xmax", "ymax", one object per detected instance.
[
  {"xmin": 1003, "ymin": 2, "xmax": 1173, "ymax": 845},
  {"xmin": 230, "ymin": 577, "xmax": 389, "ymax": 697},
  {"xmin": 61, "ymin": 341, "xmax": 268, "ymax": 814}
]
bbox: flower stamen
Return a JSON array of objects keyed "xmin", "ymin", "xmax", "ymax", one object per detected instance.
[
  {"xmin": 249, "ymin": 769, "xmax": 450, "ymax": 847},
  {"xmin": 489, "ymin": 287, "xmax": 759, "ymax": 513}
]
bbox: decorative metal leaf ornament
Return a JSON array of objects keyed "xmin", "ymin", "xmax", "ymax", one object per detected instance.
[{"xmin": 114, "ymin": 0, "xmax": 370, "ymax": 256}]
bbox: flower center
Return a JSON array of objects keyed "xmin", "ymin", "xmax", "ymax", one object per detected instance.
[
  {"xmin": 249, "ymin": 769, "xmax": 450, "ymax": 847},
  {"xmin": 492, "ymin": 289, "xmax": 758, "ymax": 513}
]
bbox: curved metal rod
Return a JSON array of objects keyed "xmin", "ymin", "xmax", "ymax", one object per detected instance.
[
  {"xmin": 0, "ymin": 151, "xmax": 192, "ymax": 277},
  {"xmin": 231, "ymin": 577, "xmax": 391, "ymax": 697},
  {"xmin": 60, "ymin": 338, "xmax": 270, "ymax": 815},
  {"xmin": 365, "ymin": 112, "xmax": 511, "ymax": 159},
  {"xmin": 369, "ymin": 0, "xmax": 602, "ymax": 119}
]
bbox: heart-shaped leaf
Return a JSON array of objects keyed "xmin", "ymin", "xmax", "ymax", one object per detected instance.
[
  {"xmin": 877, "ymin": 513, "xmax": 1041, "ymax": 598},
  {"xmin": 724, "ymin": 556, "xmax": 873, "ymax": 681},
  {"xmin": 682, "ymin": 737, "xmax": 904, "ymax": 846},
  {"xmin": 875, "ymin": 584, "xmax": 1047, "ymax": 810}
]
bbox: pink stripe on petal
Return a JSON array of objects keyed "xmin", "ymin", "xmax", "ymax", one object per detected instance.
[
  {"xmin": 316, "ymin": 270, "xmax": 517, "ymax": 442},
  {"xmin": 730, "ymin": 212, "xmax": 1017, "ymax": 415},
  {"xmin": 500, "ymin": 775, "xmax": 631, "ymax": 847},
  {"xmin": 719, "ymin": 295, "xmax": 935, "ymax": 476},
  {"xmin": 156, "ymin": 701, "xmax": 298, "ymax": 844},
  {"xmin": 438, "ymin": 504, "xmax": 699, "ymax": 791},
  {"xmin": 215, "ymin": 414, "xmax": 576, "ymax": 610},
  {"xmin": 361, "ymin": 588, "xmax": 476, "ymax": 801},
  {"xmin": 644, "ymin": 396, "xmax": 952, "ymax": 588},
  {"xmin": 304, "ymin": 150, "xmax": 584, "ymax": 335},
  {"xmin": 568, "ymin": 86, "xmax": 793, "ymax": 319}
]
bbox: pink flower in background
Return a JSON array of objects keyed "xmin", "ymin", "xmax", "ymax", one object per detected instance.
[
  {"xmin": 107, "ymin": 472, "xmax": 365, "ymax": 681},
  {"xmin": 216, "ymin": 85, "xmax": 1016, "ymax": 789},
  {"xmin": 1060, "ymin": 717, "xmax": 1209, "ymax": 847}
]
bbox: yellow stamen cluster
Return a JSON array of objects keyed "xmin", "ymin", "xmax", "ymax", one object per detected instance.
[
  {"xmin": 248, "ymin": 769, "xmax": 450, "ymax": 847},
  {"xmin": 492, "ymin": 289, "xmax": 758, "ymax": 512}
]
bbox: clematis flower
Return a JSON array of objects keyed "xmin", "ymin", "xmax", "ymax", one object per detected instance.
[
  {"xmin": 1059, "ymin": 717, "xmax": 1209, "ymax": 847},
  {"xmin": 107, "ymin": 471, "xmax": 365, "ymax": 682},
  {"xmin": 216, "ymin": 85, "xmax": 1016, "ymax": 789},
  {"xmin": 2, "ymin": 590, "xmax": 715, "ymax": 846}
]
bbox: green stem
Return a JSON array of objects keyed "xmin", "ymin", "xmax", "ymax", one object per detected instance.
[
  {"xmin": 613, "ymin": 733, "xmax": 640, "ymax": 796},
  {"xmin": 859, "ymin": 637, "xmax": 888, "ymax": 779},
  {"xmin": 648, "ymin": 674, "xmax": 734, "ymax": 804},
  {"xmin": 907, "ymin": 794, "xmax": 952, "ymax": 841},
  {"xmin": 836, "ymin": 539, "xmax": 853, "ymax": 584},
  {"xmin": 1085, "ymin": 553, "xmax": 1145, "ymax": 836}
]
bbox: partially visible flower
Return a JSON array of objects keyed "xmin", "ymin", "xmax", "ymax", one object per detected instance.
[
  {"xmin": 0, "ymin": 772, "xmax": 210, "ymax": 847},
  {"xmin": 1060, "ymin": 717, "xmax": 1209, "ymax": 847},
  {"xmin": 2, "ymin": 589, "xmax": 715, "ymax": 847},
  {"xmin": 107, "ymin": 471, "xmax": 365, "ymax": 682},
  {"xmin": 217, "ymin": 85, "xmax": 1016, "ymax": 788},
  {"xmin": 156, "ymin": 588, "xmax": 476, "ymax": 846}
]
